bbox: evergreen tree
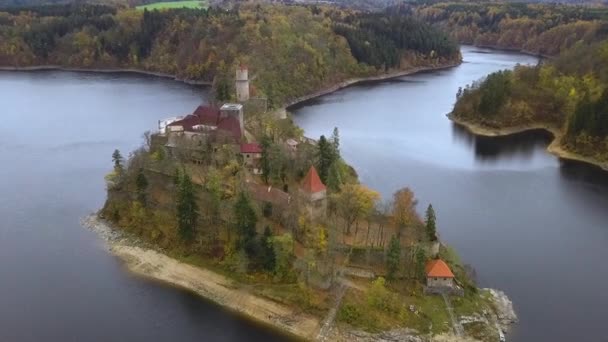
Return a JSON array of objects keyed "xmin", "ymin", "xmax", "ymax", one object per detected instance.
[
  {"xmin": 386, "ymin": 235, "xmax": 401, "ymax": 280},
  {"xmin": 331, "ymin": 127, "xmax": 340, "ymax": 154},
  {"xmin": 234, "ymin": 192, "xmax": 258, "ymax": 258},
  {"xmin": 316, "ymin": 135, "xmax": 336, "ymax": 184},
  {"xmin": 326, "ymin": 161, "xmax": 343, "ymax": 192},
  {"xmin": 260, "ymin": 135, "xmax": 272, "ymax": 184},
  {"xmin": 414, "ymin": 247, "xmax": 427, "ymax": 281},
  {"xmin": 136, "ymin": 168, "xmax": 148, "ymax": 206},
  {"xmin": 261, "ymin": 226, "xmax": 276, "ymax": 271},
  {"xmin": 425, "ymin": 204, "xmax": 437, "ymax": 241},
  {"xmin": 176, "ymin": 172, "xmax": 198, "ymax": 242},
  {"xmin": 112, "ymin": 149, "xmax": 123, "ymax": 172}
]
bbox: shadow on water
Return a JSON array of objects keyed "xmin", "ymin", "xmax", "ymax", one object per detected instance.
[
  {"xmin": 451, "ymin": 123, "xmax": 553, "ymax": 162},
  {"xmin": 559, "ymin": 160, "xmax": 608, "ymax": 188}
]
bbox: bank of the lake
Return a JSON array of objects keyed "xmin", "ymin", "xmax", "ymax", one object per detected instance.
[
  {"xmin": 81, "ymin": 215, "xmax": 318, "ymax": 341},
  {"xmin": 448, "ymin": 114, "xmax": 608, "ymax": 172},
  {"xmin": 0, "ymin": 65, "xmax": 212, "ymax": 85},
  {"xmin": 285, "ymin": 61, "xmax": 461, "ymax": 109},
  {"xmin": 83, "ymin": 214, "xmax": 516, "ymax": 342}
]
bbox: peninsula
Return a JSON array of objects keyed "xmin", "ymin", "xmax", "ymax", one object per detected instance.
[
  {"xmin": 449, "ymin": 41, "xmax": 608, "ymax": 171},
  {"xmin": 2, "ymin": 2, "xmax": 516, "ymax": 341}
]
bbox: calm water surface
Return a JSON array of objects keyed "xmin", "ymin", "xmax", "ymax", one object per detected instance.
[
  {"xmin": 294, "ymin": 46, "xmax": 608, "ymax": 342},
  {"xmin": 0, "ymin": 71, "xmax": 286, "ymax": 341},
  {"xmin": 3, "ymin": 46, "xmax": 607, "ymax": 342}
]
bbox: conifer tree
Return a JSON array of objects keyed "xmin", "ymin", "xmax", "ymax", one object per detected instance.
[
  {"xmin": 316, "ymin": 135, "xmax": 335, "ymax": 184},
  {"xmin": 176, "ymin": 172, "xmax": 198, "ymax": 242},
  {"xmin": 261, "ymin": 226, "xmax": 276, "ymax": 271},
  {"xmin": 234, "ymin": 192, "xmax": 258, "ymax": 258},
  {"xmin": 136, "ymin": 168, "xmax": 148, "ymax": 206},
  {"xmin": 112, "ymin": 149, "xmax": 123, "ymax": 173},
  {"xmin": 425, "ymin": 204, "xmax": 437, "ymax": 241},
  {"xmin": 414, "ymin": 247, "xmax": 427, "ymax": 281},
  {"xmin": 326, "ymin": 161, "xmax": 343, "ymax": 192},
  {"xmin": 386, "ymin": 235, "xmax": 401, "ymax": 280},
  {"xmin": 331, "ymin": 127, "xmax": 340, "ymax": 154},
  {"xmin": 260, "ymin": 135, "xmax": 272, "ymax": 184}
]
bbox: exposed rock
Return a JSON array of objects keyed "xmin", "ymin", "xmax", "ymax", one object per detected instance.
[
  {"xmin": 81, "ymin": 214, "xmax": 123, "ymax": 244},
  {"xmin": 485, "ymin": 288, "xmax": 518, "ymax": 331}
]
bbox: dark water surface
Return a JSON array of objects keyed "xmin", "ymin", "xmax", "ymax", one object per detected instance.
[
  {"xmin": 293, "ymin": 46, "xmax": 608, "ymax": 342},
  {"xmin": 0, "ymin": 71, "xmax": 286, "ymax": 341}
]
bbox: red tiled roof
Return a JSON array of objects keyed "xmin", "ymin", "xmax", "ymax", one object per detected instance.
[
  {"xmin": 217, "ymin": 116, "xmax": 242, "ymax": 141},
  {"xmin": 246, "ymin": 182, "xmax": 290, "ymax": 207},
  {"xmin": 425, "ymin": 259, "xmax": 455, "ymax": 278},
  {"xmin": 301, "ymin": 166, "xmax": 326, "ymax": 194},
  {"xmin": 240, "ymin": 143, "xmax": 262, "ymax": 154},
  {"xmin": 167, "ymin": 114, "xmax": 199, "ymax": 131},
  {"xmin": 193, "ymin": 105, "xmax": 220, "ymax": 126}
]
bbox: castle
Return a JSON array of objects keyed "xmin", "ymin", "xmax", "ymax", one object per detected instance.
[{"xmin": 235, "ymin": 65, "xmax": 249, "ymax": 102}]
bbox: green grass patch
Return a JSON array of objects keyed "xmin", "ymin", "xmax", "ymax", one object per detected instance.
[
  {"xmin": 336, "ymin": 280, "xmax": 452, "ymax": 335},
  {"xmin": 136, "ymin": 1, "xmax": 207, "ymax": 10}
]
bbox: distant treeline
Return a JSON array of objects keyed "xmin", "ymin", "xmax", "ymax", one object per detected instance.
[
  {"xmin": 0, "ymin": 3, "xmax": 459, "ymax": 107},
  {"xmin": 413, "ymin": 2, "xmax": 608, "ymax": 56},
  {"xmin": 332, "ymin": 8, "xmax": 459, "ymax": 70}
]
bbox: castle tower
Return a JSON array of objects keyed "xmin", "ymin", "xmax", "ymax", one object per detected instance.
[
  {"xmin": 235, "ymin": 65, "xmax": 250, "ymax": 102},
  {"xmin": 300, "ymin": 166, "xmax": 327, "ymax": 218},
  {"xmin": 219, "ymin": 103, "xmax": 244, "ymax": 137}
]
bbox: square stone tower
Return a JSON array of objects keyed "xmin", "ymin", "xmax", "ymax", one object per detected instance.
[
  {"xmin": 236, "ymin": 65, "xmax": 250, "ymax": 102},
  {"xmin": 220, "ymin": 103, "xmax": 244, "ymax": 136}
]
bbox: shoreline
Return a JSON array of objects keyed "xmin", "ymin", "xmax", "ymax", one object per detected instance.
[
  {"xmin": 448, "ymin": 114, "xmax": 608, "ymax": 171},
  {"xmin": 285, "ymin": 61, "xmax": 461, "ymax": 110},
  {"xmin": 0, "ymin": 60, "xmax": 459, "ymax": 108},
  {"xmin": 0, "ymin": 65, "xmax": 212, "ymax": 86},
  {"xmin": 470, "ymin": 44, "xmax": 551, "ymax": 59},
  {"xmin": 81, "ymin": 214, "xmax": 319, "ymax": 341},
  {"xmin": 82, "ymin": 214, "xmax": 517, "ymax": 342}
]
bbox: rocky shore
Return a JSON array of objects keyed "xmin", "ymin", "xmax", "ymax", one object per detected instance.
[{"xmin": 448, "ymin": 114, "xmax": 608, "ymax": 171}]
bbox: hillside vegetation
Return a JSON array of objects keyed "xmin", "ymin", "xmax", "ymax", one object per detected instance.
[
  {"xmin": 413, "ymin": 2, "xmax": 608, "ymax": 56},
  {"xmin": 452, "ymin": 41, "xmax": 608, "ymax": 164},
  {"xmin": 0, "ymin": 3, "xmax": 459, "ymax": 107}
]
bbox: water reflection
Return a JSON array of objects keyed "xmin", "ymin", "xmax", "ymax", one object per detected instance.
[
  {"xmin": 559, "ymin": 160, "xmax": 608, "ymax": 187},
  {"xmin": 451, "ymin": 123, "xmax": 554, "ymax": 162}
]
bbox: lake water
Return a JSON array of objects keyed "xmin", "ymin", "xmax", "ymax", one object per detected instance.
[
  {"xmin": 2, "ymin": 46, "xmax": 607, "ymax": 342},
  {"xmin": 0, "ymin": 71, "xmax": 285, "ymax": 341},
  {"xmin": 293, "ymin": 46, "xmax": 608, "ymax": 342}
]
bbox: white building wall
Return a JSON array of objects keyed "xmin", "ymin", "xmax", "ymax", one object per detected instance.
[{"xmin": 236, "ymin": 68, "xmax": 250, "ymax": 102}]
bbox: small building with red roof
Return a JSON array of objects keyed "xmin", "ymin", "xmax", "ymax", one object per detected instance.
[
  {"xmin": 425, "ymin": 259, "xmax": 455, "ymax": 288},
  {"xmin": 300, "ymin": 166, "xmax": 327, "ymax": 218},
  {"xmin": 240, "ymin": 143, "xmax": 263, "ymax": 174}
]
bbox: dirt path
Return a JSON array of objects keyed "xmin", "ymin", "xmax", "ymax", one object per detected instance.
[
  {"xmin": 316, "ymin": 284, "xmax": 347, "ymax": 341},
  {"xmin": 441, "ymin": 293, "xmax": 464, "ymax": 337}
]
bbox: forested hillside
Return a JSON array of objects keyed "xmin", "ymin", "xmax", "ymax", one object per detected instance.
[
  {"xmin": 0, "ymin": 3, "xmax": 459, "ymax": 107},
  {"xmin": 452, "ymin": 41, "xmax": 608, "ymax": 163},
  {"xmin": 413, "ymin": 2, "xmax": 608, "ymax": 56}
]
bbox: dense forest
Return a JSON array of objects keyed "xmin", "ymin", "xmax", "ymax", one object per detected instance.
[
  {"xmin": 331, "ymin": 9, "xmax": 459, "ymax": 70},
  {"xmin": 412, "ymin": 2, "xmax": 608, "ymax": 56},
  {"xmin": 452, "ymin": 41, "xmax": 608, "ymax": 163},
  {"xmin": 0, "ymin": 3, "xmax": 459, "ymax": 107}
]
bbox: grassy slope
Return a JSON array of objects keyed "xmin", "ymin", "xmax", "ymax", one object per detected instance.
[{"xmin": 136, "ymin": 0, "xmax": 206, "ymax": 10}]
